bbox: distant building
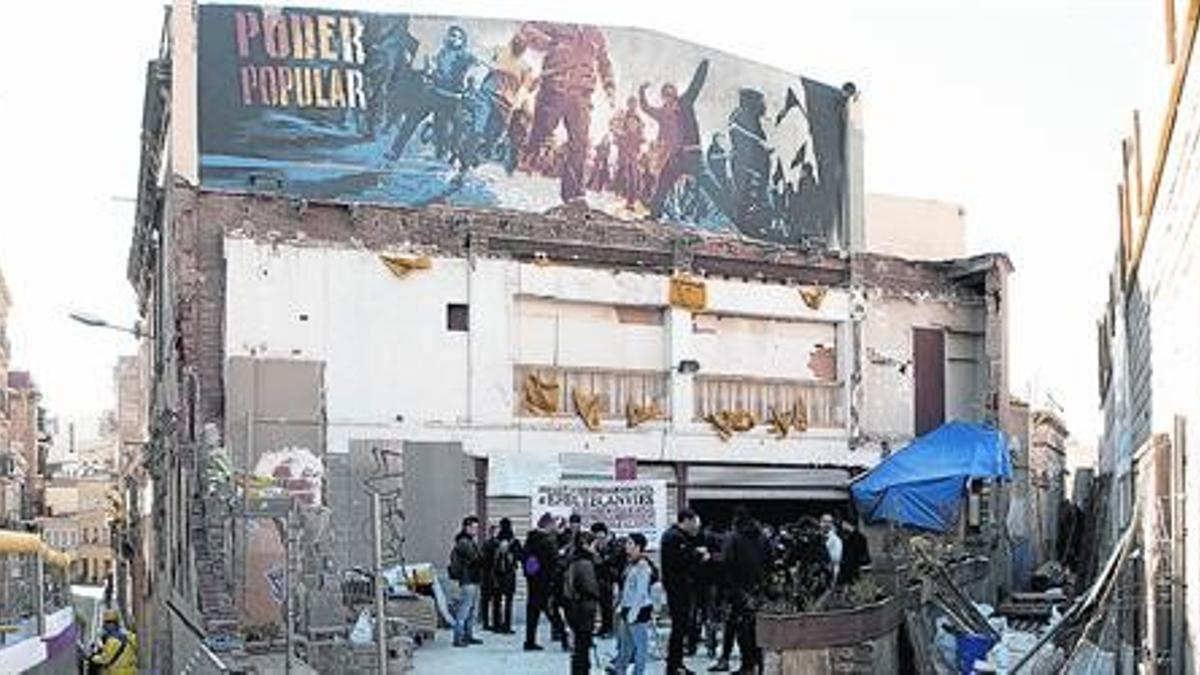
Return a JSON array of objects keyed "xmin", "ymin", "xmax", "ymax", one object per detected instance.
[
  {"xmin": 863, "ymin": 193, "xmax": 968, "ymax": 261},
  {"xmin": 7, "ymin": 371, "xmax": 45, "ymax": 518},
  {"xmin": 1030, "ymin": 409, "xmax": 1069, "ymax": 565},
  {"xmin": 114, "ymin": 352, "xmax": 151, "ymax": 642},
  {"xmin": 0, "ymin": 266, "xmax": 15, "ymax": 524},
  {"xmin": 38, "ymin": 476, "xmax": 116, "ymax": 585}
]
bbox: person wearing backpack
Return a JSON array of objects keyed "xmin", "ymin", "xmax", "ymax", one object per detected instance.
[
  {"xmin": 448, "ymin": 515, "xmax": 484, "ymax": 647},
  {"xmin": 488, "ymin": 517, "xmax": 521, "ymax": 634},
  {"xmin": 524, "ymin": 512, "xmax": 566, "ymax": 651},
  {"xmin": 563, "ymin": 531, "xmax": 601, "ymax": 675}
]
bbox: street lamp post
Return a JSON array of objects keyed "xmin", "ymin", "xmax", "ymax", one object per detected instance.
[{"xmin": 67, "ymin": 312, "xmax": 151, "ymax": 340}]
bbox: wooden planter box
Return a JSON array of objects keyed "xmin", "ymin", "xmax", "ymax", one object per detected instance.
[{"xmin": 757, "ymin": 594, "xmax": 905, "ymax": 651}]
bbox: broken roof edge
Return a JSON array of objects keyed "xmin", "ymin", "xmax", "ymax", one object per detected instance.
[{"xmin": 853, "ymin": 250, "xmax": 1013, "ymax": 275}]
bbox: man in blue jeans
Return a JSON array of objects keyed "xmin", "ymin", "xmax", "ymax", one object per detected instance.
[
  {"xmin": 609, "ymin": 533, "xmax": 655, "ymax": 675},
  {"xmin": 449, "ymin": 515, "xmax": 484, "ymax": 647}
]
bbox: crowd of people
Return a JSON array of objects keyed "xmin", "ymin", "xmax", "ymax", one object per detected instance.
[{"xmin": 446, "ymin": 506, "xmax": 871, "ymax": 675}]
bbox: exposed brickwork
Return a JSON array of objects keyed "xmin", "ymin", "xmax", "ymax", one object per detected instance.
[
  {"xmin": 851, "ymin": 251, "xmax": 1009, "ymax": 301},
  {"xmin": 194, "ymin": 187, "xmax": 850, "ymax": 286},
  {"xmin": 808, "ymin": 345, "xmax": 838, "ymax": 382}
]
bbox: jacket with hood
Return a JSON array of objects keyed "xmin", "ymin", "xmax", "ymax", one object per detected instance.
[
  {"xmin": 449, "ymin": 531, "xmax": 483, "ymax": 585},
  {"xmin": 563, "ymin": 547, "xmax": 601, "ymax": 618},
  {"xmin": 485, "ymin": 527, "xmax": 522, "ymax": 593}
]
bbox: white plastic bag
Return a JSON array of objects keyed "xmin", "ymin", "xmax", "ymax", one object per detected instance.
[{"xmin": 350, "ymin": 609, "xmax": 375, "ymax": 644}]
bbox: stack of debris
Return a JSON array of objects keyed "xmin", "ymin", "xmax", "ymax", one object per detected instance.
[{"xmin": 997, "ymin": 590, "xmax": 1069, "ymax": 632}]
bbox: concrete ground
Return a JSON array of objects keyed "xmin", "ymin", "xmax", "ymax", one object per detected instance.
[{"xmin": 410, "ymin": 622, "xmax": 742, "ymax": 674}]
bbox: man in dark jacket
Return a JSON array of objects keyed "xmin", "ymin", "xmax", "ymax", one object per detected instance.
[
  {"xmin": 487, "ymin": 518, "xmax": 521, "ymax": 633},
  {"xmin": 838, "ymin": 517, "xmax": 871, "ymax": 586},
  {"xmin": 479, "ymin": 523, "xmax": 498, "ymax": 632},
  {"xmin": 449, "ymin": 515, "xmax": 484, "ymax": 647},
  {"xmin": 550, "ymin": 515, "xmax": 582, "ymax": 649},
  {"xmin": 591, "ymin": 522, "xmax": 621, "ymax": 638},
  {"xmin": 524, "ymin": 512, "xmax": 567, "ymax": 651},
  {"xmin": 718, "ymin": 507, "xmax": 768, "ymax": 673},
  {"xmin": 564, "ymin": 531, "xmax": 601, "ymax": 675},
  {"xmin": 662, "ymin": 509, "xmax": 708, "ymax": 675}
]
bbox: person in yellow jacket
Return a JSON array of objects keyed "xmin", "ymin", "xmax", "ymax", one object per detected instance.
[{"xmin": 88, "ymin": 609, "xmax": 138, "ymax": 674}]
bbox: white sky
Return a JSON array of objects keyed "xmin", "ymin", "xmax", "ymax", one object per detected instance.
[{"xmin": 0, "ymin": 0, "xmax": 1166, "ymax": 441}]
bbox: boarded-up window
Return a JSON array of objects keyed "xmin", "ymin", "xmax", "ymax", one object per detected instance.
[
  {"xmin": 913, "ymin": 328, "xmax": 946, "ymax": 436},
  {"xmin": 691, "ymin": 315, "xmax": 837, "ymax": 381},
  {"xmin": 515, "ymin": 298, "xmax": 664, "ymax": 371}
]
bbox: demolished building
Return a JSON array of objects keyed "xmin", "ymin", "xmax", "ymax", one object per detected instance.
[{"xmin": 128, "ymin": 1, "xmax": 1016, "ymax": 671}]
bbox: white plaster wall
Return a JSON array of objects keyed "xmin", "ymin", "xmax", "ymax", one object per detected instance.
[
  {"xmin": 858, "ymin": 293, "xmax": 985, "ymax": 439},
  {"xmin": 225, "ymin": 237, "xmax": 859, "ymax": 469},
  {"xmin": 515, "ymin": 298, "xmax": 664, "ymax": 371},
  {"xmin": 225, "ymin": 239, "xmax": 470, "ymax": 430},
  {"xmin": 864, "ymin": 193, "xmax": 966, "ymax": 261},
  {"xmin": 692, "ymin": 315, "xmax": 836, "ymax": 380}
]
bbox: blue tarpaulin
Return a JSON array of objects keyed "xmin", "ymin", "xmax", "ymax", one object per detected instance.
[{"xmin": 851, "ymin": 422, "xmax": 1013, "ymax": 532}]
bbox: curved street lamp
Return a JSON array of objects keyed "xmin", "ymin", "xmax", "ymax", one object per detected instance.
[{"xmin": 68, "ymin": 312, "xmax": 150, "ymax": 340}]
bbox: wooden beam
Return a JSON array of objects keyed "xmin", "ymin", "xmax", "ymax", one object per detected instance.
[
  {"xmin": 1134, "ymin": 110, "xmax": 1145, "ymax": 216},
  {"xmin": 1119, "ymin": 183, "xmax": 1132, "ymax": 273},
  {"xmin": 1131, "ymin": 0, "xmax": 1200, "ymax": 283},
  {"xmin": 1167, "ymin": 0, "xmax": 1179, "ymax": 64}
]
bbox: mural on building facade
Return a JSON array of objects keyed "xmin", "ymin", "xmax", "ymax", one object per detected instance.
[{"xmin": 198, "ymin": 5, "xmax": 849, "ymax": 247}]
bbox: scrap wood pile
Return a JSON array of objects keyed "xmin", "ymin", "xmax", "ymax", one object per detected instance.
[{"xmin": 909, "ymin": 536, "xmax": 999, "ymax": 643}]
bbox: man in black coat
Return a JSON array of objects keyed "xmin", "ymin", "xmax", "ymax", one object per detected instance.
[
  {"xmin": 523, "ymin": 512, "xmax": 567, "ymax": 651},
  {"xmin": 838, "ymin": 517, "xmax": 872, "ymax": 586},
  {"xmin": 720, "ymin": 507, "xmax": 769, "ymax": 673},
  {"xmin": 487, "ymin": 518, "xmax": 521, "ymax": 633},
  {"xmin": 564, "ymin": 531, "xmax": 601, "ymax": 675},
  {"xmin": 448, "ymin": 515, "xmax": 484, "ymax": 647},
  {"xmin": 661, "ymin": 509, "xmax": 708, "ymax": 675},
  {"xmin": 591, "ymin": 522, "xmax": 622, "ymax": 638}
]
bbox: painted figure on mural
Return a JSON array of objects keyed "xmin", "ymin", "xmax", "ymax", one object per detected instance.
[
  {"xmin": 638, "ymin": 60, "xmax": 718, "ymax": 220},
  {"xmin": 587, "ymin": 135, "xmax": 612, "ymax": 193},
  {"xmin": 728, "ymin": 87, "xmax": 774, "ymax": 238},
  {"xmin": 518, "ymin": 22, "xmax": 616, "ymax": 206},
  {"xmin": 610, "ymin": 96, "xmax": 646, "ymax": 210},
  {"xmin": 468, "ymin": 34, "xmax": 536, "ymax": 170},
  {"xmin": 360, "ymin": 16, "xmax": 422, "ymax": 136},
  {"xmin": 364, "ymin": 16, "xmax": 422, "ymax": 138},
  {"xmin": 637, "ymin": 150, "xmax": 657, "ymax": 207},
  {"xmin": 795, "ymin": 160, "xmax": 820, "ymax": 239},
  {"xmin": 386, "ymin": 25, "xmax": 480, "ymax": 163},
  {"xmin": 706, "ymin": 132, "xmax": 732, "ymax": 198}
]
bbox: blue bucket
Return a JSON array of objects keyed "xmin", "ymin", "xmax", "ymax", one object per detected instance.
[{"xmin": 956, "ymin": 633, "xmax": 996, "ymax": 673}]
